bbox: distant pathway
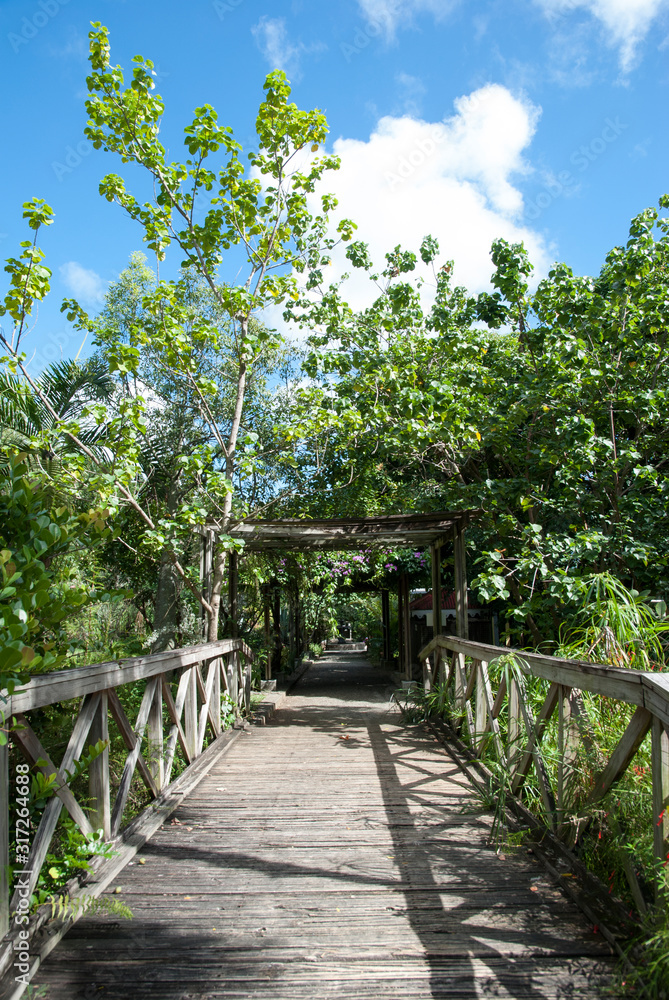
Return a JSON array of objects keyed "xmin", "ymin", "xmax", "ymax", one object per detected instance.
[{"xmin": 32, "ymin": 653, "xmax": 615, "ymax": 998}]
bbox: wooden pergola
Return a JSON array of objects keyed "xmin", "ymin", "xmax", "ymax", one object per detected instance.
[{"xmin": 201, "ymin": 510, "xmax": 480, "ymax": 680}]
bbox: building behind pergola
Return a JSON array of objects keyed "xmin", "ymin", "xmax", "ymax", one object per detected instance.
[{"xmin": 200, "ymin": 510, "xmax": 480, "ymax": 681}]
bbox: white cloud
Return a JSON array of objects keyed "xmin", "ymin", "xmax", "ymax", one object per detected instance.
[
  {"xmin": 59, "ymin": 262, "xmax": 106, "ymax": 308},
  {"xmin": 251, "ymin": 16, "xmax": 325, "ymax": 80},
  {"xmin": 395, "ymin": 72, "xmax": 426, "ymax": 115},
  {"xmin": 311, "ymin": 84, "xmax": 550, "ymax": 313},
  {"xmin": 357, "ymin": 0, "xmax": 458, "ymax": 38},
  {"xmin": 535, "ymin": 0, "xmax": 669, "ymax": 70}
]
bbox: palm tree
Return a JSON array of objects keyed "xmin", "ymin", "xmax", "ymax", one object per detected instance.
[
  {"xmin": 0, "ymin": 356, "xmax": 114, "ymax": 445},
  {"xmin": 0, "ymin": 356, "xmax": 115, "ymax": 507}
]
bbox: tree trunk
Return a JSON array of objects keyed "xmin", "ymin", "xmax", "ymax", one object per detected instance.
[
  {"xmin": 204, "ymin": 348, "xmax": 248, "ymax": 643},
  {"xmin": 151, "ymin": 480, "xmax": 180, "ymax": 653},
  {"xmin": 152, "ymin": 551, "xmax": 179, "ymax": 652},
  {"xmin": 207, "ymin": 549, "xmax": 227, "ymax": 642}
]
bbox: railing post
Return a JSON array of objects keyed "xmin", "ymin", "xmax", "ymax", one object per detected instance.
[
  {"xmin": 184, "ymin": 667, "xmax": 198, "ymax": 760},
  {"xmin": 557, "ymin": 686, "xmax": 579, "ymax": 824},
  {"xmin": 263, "ymin": 591, "xmax": 272, "ymax": 680},
  {"xmin": 440, "ymin": 651, "xmax": 449, "ymax": 687},
  {"xmin": 228, "ymin": 650, "xmax": 239, "ymax": 708},
  {"xmin": 1, "ymin": 736, "xmax": 8, "ymax": 938},
  {"xmin": 507, "ymin": 676, "xmax": 521, "ymax": 771},
  {"xmin": 236, "ymin": 650, "xmax": 243, "ymax": 711},
  {"xmin": 475, "ymin": 660, "xmax": 486, "ymax": 747},
  {"xmin": 652, "ymin": 716, "xmax": 669, "ymax": 901},
  {"xmin": 88, "ymin": 691, "xmax": 111, "ymax": 839},
  {"xmin": 454, "ymin": 652, "xmax": 466, "ymax": 711},
  {"xmin": 148, "ymin": 678, "xmax": 164, "ymax": 791},
  {"xmin": 211, "ymin": 656, "xmax": 221, "ymax": 737},
  {"xmin": 244, "ymin": 653, "xmax": 251, "ymax": 715},
  {"xmin": 423, "ymin": 654, "xmax": 433, "ymax": 693},
  {"xmin": 558, "ymin": 684, "xmax": 566, "ymax": 821}
]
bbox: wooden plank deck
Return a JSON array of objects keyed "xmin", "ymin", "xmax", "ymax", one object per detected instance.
[{"xmin": 31, "ymin": 653, "xmax": 616, "ymax": 999}]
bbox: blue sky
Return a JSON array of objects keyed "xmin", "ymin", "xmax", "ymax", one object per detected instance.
[{"xmin": 1, "ymin": 0, "xmax": 668, "ymax": 370}]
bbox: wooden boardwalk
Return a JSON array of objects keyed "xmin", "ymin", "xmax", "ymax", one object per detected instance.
[{"xmin": 32, "ymin": 653, "xmax": 616, "ymax": 999}]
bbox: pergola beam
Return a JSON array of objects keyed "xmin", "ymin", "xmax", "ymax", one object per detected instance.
[
  {"xmin": 197, "ymin": 510, "xmax": 478, "ymax": 681},
  {"xmin": 204, "ymin": 510, "xmax": 479, "ymax": 552}
]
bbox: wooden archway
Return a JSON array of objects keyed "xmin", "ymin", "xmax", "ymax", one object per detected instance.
[{"xmin": 201, "ymin": 510, "xmax": 480, "ymax": 681}]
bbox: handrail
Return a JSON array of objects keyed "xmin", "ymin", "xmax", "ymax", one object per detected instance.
[
  {"xmin": 4, "ymin": 638, "xmax": 253, "ymax": 714},
  {"xmin": 1, "ymin": 639, "xmax": 254, "ymax": 949},
  {"xmin": 419, "ymin": 635, "xmax": 669, "ymax": 726},
  {"xmin": 418, "ymin": 634, "xmax": 669, "ymax": 911}
]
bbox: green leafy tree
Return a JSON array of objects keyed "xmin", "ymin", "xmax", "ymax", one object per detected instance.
[
  {"xmin": 78, "ymin": 24, "xmax": 355, "ymax": 641},
  {"xmin": 289, "ymin": 199, "xmax": 669, "ymax": 649},
  {"xmin": 0, "ymin": 455, "xmax": 113, "ymax": 738},
  {"xmin": 2, "ymin": 25, "xmax": 355, "ymax": 648},
  {"xmin": 0, "ymin": 201, "xmax": 120, "ymax": 708},
  {"xmin": 91, "ymin": 254, "xmax": 303, "ymax": 650}
]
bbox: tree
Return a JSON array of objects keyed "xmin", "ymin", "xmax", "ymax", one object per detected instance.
[
  {"xmin": 81, "ymin": 24, "xmax": 355, "ymax": 641},
  {"xmin": 1, "ymin": 25, "xmax": 355, "ymax": 647},
  {"xmin": 92, "ymin": 255, "xmax": 300, "ymax": 650},
  {"xmin": 288, "ymin": 199, "xmax": 669, "ymax": 648}
]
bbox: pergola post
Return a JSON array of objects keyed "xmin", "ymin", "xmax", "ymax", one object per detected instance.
[
  {"xmin": 273, "ymin": 588, "xmax": 282, "ymax": 670},
  {"xmin": 263, "ymin": 587, "xmax": 272, "ymax": 680},
  {"xmin": 454, "ymin": 526, "xmax": 469, "ymax": 640},
  {"xmin": 430, "ymin": 543, "xmax": 442, "ymax": 641},
  {"xmin": 397, "ymin": 578, "xmax": 404, "ymax": 675},
  {"xmin": 228, "ymin": 551, "xmax": 238, "ymax": 639},
  {"xmin": 381, "ymin": 588, "xmax": 391, "ymax": 665},
  {"xmin": 288, "ymin": 591, "xmax": 296, "ymax": 666},
  {"xmin": 295, "ymin": 599, "xmax": 302, "ymax": 658},
  {"xmin": 399, "ymin": 573, "xmax": 411, "ymax": 680}
]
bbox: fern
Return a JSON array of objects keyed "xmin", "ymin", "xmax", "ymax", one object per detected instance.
[{"xmin": 49, "ymin": 890, "xmax": 133, "ymax": 922}]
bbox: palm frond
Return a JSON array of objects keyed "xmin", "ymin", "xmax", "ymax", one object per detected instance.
[{"xmin": 36, "ymin": 357, "xmax": 114, "ymax": 421}]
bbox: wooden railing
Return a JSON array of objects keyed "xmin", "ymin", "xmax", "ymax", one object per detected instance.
[
  {"xmin": 419, "ymin": 635, "xmax": 669, "ymax": 909},
  {"xmin": 0, "ymin": 639, "xmax": 253, "ymax": 939}
]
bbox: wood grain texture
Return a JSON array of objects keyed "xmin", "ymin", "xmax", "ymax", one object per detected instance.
[
  {"xmin": 652, "ymin": 716, "xmax": 669, "ymax": 900},
  {"xmin": 586, "ymin": 705, "xmax": 652, "ymax": 810},
  {"xmin": 29, "ymin": 654, "xmax": 614, "ymax": 1000},
  {"xmin": 418, "ymin": 635, "xmax": 669, "ymax": 726},
  {"xmin": 9, "ymin": 693, "xmax": 102, "ymax": 911},
  {"xmin": 10, "ymin": 715, "xmax": 94, "ymax": 837},
  {"xmin": 220, "ymin": 510, "xmax": 478, "ymax": 552},
  {"xmin": 6, "ymin": 639, "xmax": 253, "ymax": 715}
]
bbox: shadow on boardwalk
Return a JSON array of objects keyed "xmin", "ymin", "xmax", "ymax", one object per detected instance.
[{"xmin": 28, "ymin": 653, "xmax": 615, "ymax": 1000}]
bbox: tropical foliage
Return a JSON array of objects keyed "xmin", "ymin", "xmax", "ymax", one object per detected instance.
[
  {"xmin": 288, "ymin": 204, "xmax": 669, "ymax": 648},
  {"xmin": 0, "ymin": 26, "xmax": 667, "ymax": 985}
]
